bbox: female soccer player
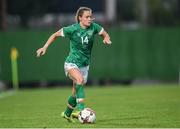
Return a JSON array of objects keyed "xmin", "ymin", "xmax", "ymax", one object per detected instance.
[{"xmin": 36, "ymin": 7, "xmax": 112, "ymax": 122}]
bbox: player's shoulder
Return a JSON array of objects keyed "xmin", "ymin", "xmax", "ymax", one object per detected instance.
[
  {"xmin": 91, "ymin": 22, "xmax": 101, "ymax": 27},
  {"xmin": 69, "ymin": 23, "xmax": 78, "ymax": 28},
  {"xmin": 90, "ymin": 22, "xmax": 103, "ymax": 30},
  {"xmin": 64, "ymin": 23, "xmax": 78, "ymax": 31}
]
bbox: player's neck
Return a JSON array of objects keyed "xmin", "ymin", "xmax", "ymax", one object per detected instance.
[{"xmin": 79, "ymin": 22, "xmax": 88, "ymax": 29}]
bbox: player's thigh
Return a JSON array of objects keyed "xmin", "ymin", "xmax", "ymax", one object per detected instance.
[{"xmin": 68, "ymin": 68, "xmax": 84, "ymax": 84}]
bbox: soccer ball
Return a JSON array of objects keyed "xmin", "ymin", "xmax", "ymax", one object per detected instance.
[{"xmin": 78, "ymin": 108, "xmax": 96, "ymax": 123}]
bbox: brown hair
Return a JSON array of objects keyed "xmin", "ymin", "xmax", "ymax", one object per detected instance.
[{"xmin": 75, "ymin": 7, "xmax": 92, "ymax": 23}]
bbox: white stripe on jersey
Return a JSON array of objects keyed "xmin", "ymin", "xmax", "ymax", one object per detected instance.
[
  {"xmin": 98, "ymin": 28, "xmax": 104, "ymax": 35},
  {"xmin": 59, "ymin": 28, "xmax": 64, "ymax": 37}
]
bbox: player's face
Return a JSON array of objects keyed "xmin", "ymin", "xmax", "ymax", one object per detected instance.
[{"xmin": 79, "ymin": 11, "xmax": 93, "ymax": 27}]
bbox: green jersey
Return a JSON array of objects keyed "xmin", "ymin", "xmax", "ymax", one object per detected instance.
[{"xmin": 62, "ymin": 22, "xmax": 103, "ymax": 68}]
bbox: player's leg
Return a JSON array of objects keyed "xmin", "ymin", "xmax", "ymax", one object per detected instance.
[
  {"xmin": 72, "ymin": 66, "xmax": 89, "ymax": 118},
  {"xmin": 75, "ymin": 66, "xmax": 89, "ymax": 111},
  {"xmin": 71, "ymin": 81, "xmax": 80, "ymax": 119},
  {"xmin": 61, "ymin": 83, "xmax": 77, "ymax": 122},
  {"xmin": 61, "ymin": 95, "xmax": 76, "ymax": 123},
  {"xmin": 68, "ymin": 68, "xmax": 85, "ymax": 111}
]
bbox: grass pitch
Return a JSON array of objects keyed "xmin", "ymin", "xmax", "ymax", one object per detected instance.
[{"xmin": 0, "ymin": 84, "xmax": 180, "ymax": 128}]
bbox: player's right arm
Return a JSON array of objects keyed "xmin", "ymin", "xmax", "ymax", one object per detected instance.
[{"xmin": 36, "ymin": 29, "xmax": 63, "ymax": 57}]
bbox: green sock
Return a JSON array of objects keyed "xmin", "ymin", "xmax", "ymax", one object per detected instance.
[
  {"xmin": 75, "ymin": 84, "xmax": 85, "ymax": 111},
  {"xmin": 76, "ymin": 102, "xmax": 85, "ymax": 111},
  {"xmin": 64, "ymin": 96, "xmax": 77, "ymax": 117},
  {"xmin": 75, "ymin": 84, "xmax": 85, "ymax": 98}
]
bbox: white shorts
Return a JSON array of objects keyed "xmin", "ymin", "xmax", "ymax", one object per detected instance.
[{"xmin": 64, "ymin": 62, "xmax": 89, "ymax": 84}]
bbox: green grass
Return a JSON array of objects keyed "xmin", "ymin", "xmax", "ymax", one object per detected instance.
[{"xmin": 0, "ymin": 84, "xmax": 180, "ymax": 128}]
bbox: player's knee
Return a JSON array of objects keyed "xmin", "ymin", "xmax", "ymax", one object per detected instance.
[{"xmin": 76, "ymin": 77, "xmax": 84, "ymax": 85}]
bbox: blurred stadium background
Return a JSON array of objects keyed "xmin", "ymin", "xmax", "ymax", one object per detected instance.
[{"xmin": 0, "ymin": 0, "xmax": 180, "ymax": 89}]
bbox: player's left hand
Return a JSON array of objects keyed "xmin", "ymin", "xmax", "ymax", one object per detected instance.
[{"xmin": 103, "ymin": 37, "xmax": 112, "ymax": 45}]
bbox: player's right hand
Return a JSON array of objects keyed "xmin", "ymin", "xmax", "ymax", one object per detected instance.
[{"xmin": 36, "ymin": 47, "xmax": 46, "ymax": 57}]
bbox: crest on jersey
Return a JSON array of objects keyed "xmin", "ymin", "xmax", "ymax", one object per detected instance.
[{"xmin": 87, "ymin": 30, "xmax": 93, "ymax": 36}]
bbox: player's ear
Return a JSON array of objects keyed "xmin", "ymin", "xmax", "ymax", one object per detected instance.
[{"xmin": 79, "ymin": 16, "xmax": 82, "ymax": 22}]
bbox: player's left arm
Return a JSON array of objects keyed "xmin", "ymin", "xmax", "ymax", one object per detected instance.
[{"xmin": 100, "ymin": 30, "xmax": 112, "ymax": 45}]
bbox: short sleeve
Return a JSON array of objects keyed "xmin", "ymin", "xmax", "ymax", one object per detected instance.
[
  {"xmin": 62, "ymin": 25, "xmax": 74, "ymax": 38},
  {"xmin": 93, "ymin": 22, "xmax": 104, "ymax": 35}
]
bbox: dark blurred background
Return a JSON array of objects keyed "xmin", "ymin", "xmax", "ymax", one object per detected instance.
[{"xmin": 0, "ymin": 0, "xmax": 180, "ymax": 89}]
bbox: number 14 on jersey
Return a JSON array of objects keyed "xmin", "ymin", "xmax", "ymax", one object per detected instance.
[{"xmin": 81, "ymin": 36, "xmax": 89, "ymax": 45}]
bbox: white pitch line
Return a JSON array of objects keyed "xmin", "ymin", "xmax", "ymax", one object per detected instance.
[{"xmin": 0, "ymin": 90, "xmax": 16, "ymax": 99}]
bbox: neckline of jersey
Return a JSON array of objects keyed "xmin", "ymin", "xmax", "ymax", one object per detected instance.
[{"xmin": 78, "ymin": 23, "xmax": 91, "ymax": 30}]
